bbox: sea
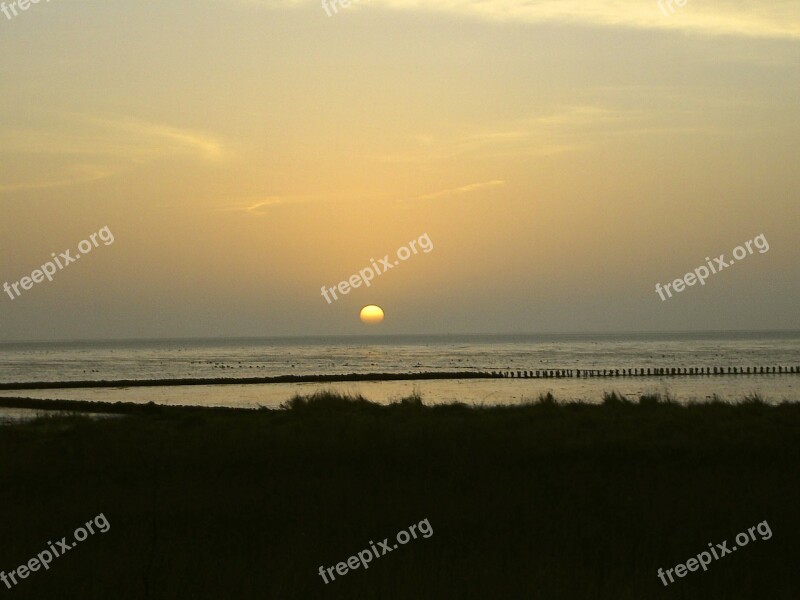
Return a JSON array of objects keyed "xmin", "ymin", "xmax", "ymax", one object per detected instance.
[{"xmin": 0, "ymin": 331, "xmax": 798, "ymax": 413}]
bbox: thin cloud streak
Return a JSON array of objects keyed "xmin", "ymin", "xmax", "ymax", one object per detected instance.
[
  {"xmin": 375, "ymin": 106, "xmax": 629, "ymax": 164},
  {"xmin": 0, "ymin": 115, "xmax": 226, "ymax": 194},
  {"xmin": 222, "ymin": 197, "xmax": 298, "ymax": 214},
  {"xmin": 240, "ymin": 0, "xmax": 800, "ymax": 40},
  {"xmin": 412, "ymin": 179, "xmax": 506, "ymax": 202},
  {"xmin": 0, "ymin": 167, "xmax": 111, "ymax": 193}
]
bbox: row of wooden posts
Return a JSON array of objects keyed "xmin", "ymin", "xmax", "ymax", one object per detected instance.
[{"xmin": 492, "ymin": 366, "xmax": 800, "ymax": 378}]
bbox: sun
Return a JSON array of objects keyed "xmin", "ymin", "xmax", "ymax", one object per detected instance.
[{"xmin": 359, "ymin": 305, "xmax": 385, "ymax": 325}]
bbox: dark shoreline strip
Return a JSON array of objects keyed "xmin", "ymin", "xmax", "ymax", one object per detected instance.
[
  {"xmin": 0, "ymin": 366, "xmax": 797, "ymax": 391},
  {"xmin": 0, "ymin": 396, "xmax": 252, "ymax": 414},
  {"xmin": 0, "ymin": 372, "xmax": 493, "ymax": 391}
]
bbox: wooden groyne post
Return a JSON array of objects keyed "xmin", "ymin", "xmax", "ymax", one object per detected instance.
[{"xmin": 492, "ymin": 366, "xmax": 799, "ymax": 378}]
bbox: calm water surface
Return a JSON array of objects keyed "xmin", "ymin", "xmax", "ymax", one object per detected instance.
[{"xmin": 1, "ymin": 332, "xmax": 798, "ymax": 408}]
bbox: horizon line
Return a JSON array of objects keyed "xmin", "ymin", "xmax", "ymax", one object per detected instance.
[{"xmin": 2, "ymin": 328, "xmax": 799, "ymax": 345}]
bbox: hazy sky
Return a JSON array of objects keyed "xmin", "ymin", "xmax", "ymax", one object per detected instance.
[{"xmin": 1, "ymin": 0, "xmax": 798, "ymax": 340}]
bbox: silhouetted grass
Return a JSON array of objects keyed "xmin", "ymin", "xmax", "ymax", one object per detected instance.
[
  {"xmin": 639, "ymin": 391, "xmax": 676, "ymax": 405},
  {"xmin": 601, "ymin": 390, "xmax": 634, "ymax": 405},
  {"xmin": 532, "ymin": 391, "xmax": 558, "ymax": 406},
  {"xmin": 280, "ymin": 390, "xmax": 376, "ymax": 411},
  {"xmin": 392, "ymin": 386, "xmax": 424, "ymax": 407},
  {"xmin": 0, "ymin": 393, "xmax": 798, "ymax": 599}
]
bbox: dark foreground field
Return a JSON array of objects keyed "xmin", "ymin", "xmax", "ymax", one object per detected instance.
[{"xmin": 0, "ymin": 393, "xmax": 798, "ymax": 599}]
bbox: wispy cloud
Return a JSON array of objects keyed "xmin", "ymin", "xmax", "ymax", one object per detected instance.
[
  {"xmin": 222, "ymin": 196, "xmax": 301, "ymax": 214},
  {"xmin": 90, "ymin": 117, "xmax": 224, "ymax": 161},
  {"xmin": 375, "ymin": 106, "xmax": 622, "ymax": 164},
  {"xmin": 375, "ymin": 102, "xmax": 740, "ymax": 166},
  {"xmin": 222, "ymin": 190, "xmax": 394, "ymax": 213},
  {"xmin": 0, "ymin": 114, "xmax": 225, "ymax": 193},
  {"xmin": 0, "ymin": 166, "xmax": 111, "ymax": 193},
  {"xmin": 412, "ymin": 179, "xmax": 506, "ymax": 202},
  {"xmin": 235, "ymin": 0, "xmax": 800, "ymax": 40}
]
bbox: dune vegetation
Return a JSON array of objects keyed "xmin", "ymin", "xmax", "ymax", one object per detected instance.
[{"xmin": 0, "ymin": 391, "xmax": 797, "ymax": 599}]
